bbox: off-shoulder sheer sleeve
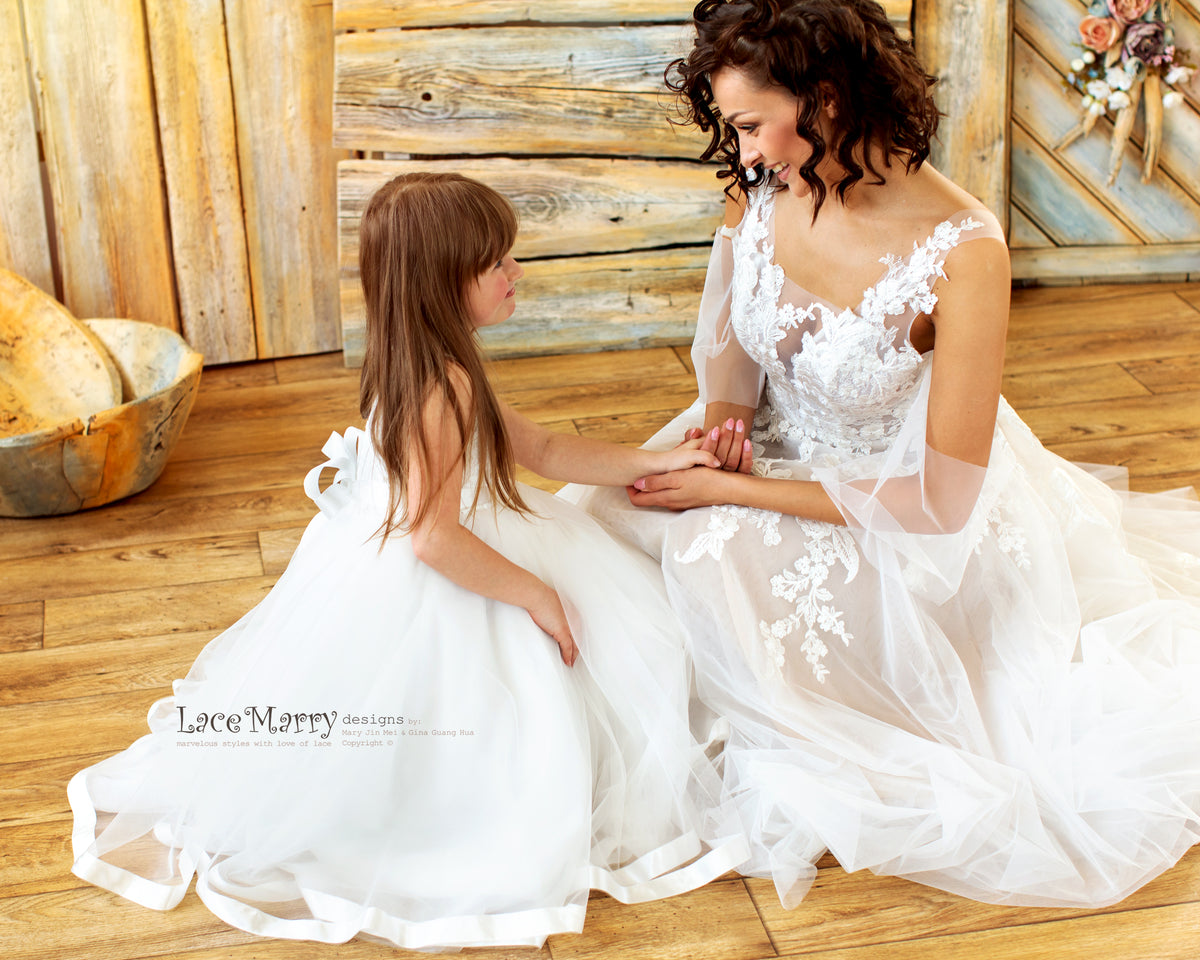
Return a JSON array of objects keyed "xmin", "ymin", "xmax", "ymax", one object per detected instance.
[
  {"xmin": 807, "ymin": 367, "xmax": 998, "ymax": 602},
  {"xmin": 692, "ymin": 227, "xmax": 764, "ymax": 409}
]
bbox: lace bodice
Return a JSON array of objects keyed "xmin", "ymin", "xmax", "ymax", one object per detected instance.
[{"xmin": 712, "ymin": 186, "xmax": 1002, "ymax": 464}]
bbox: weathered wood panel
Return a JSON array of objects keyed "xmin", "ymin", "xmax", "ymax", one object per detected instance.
[
  {"xmin": 144, "ymin": 0, "xmax": 255, "ymax": 363},
  {"xmin": 0, "ymin": 0, "xmax": 52, "ymax": 294},
  {"xmin": 224, "ymin": 0, "xmax": 343, "ymax": 358},
  {"xmin": 1011, "ymin": 243, "xmax": 1200, "ymax": 282},
  {"xmin": 334, "ymin": 0, "xmax": 913, "ymax": 30},
  {"xmin": 912, "ymin": 0, "xmax": 1012, "ymax": 228},
  {"xmin": 338, "ymin": 158, "xmax": 723, "ymax": 272},
  {"xmin": 341, "ymin": 247, "xmax": 708, "ymax": 365},
  {"xmin": 334, "ymin": 25, "xmax": 708, "ymax": 156},
  {"xmin": 1010, "ymin": 124, "xmax": 1142, "ymax": 245},
  {"xmin": 21, "ymin": 0, "xmax": 178, "ymax": 329},
  {"xmin": 1008, "ymin": 204, "xmax": 1054, "ymax": 249},
  {"xmin": 1013, "ymin": 34, "xmax": 1200, "ymax": 242}
]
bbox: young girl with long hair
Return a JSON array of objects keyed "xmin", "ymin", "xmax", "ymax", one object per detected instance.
[{"xmin": 68, "ymin": 172, "xmax": 746, "ymax": 950}]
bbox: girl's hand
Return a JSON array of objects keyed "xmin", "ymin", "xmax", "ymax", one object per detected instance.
[
  {"xmin": 687, "ymin": 421, "xmax": 753, "ymax": 474},
  {"xmin": 627, "ymin": 466, "xmax": 726, "ymax": 511},
  {"xmin": 526, "ymin": 585, "xmax": 579, "ymax": 667},
  {"xmin": 652, "ymin": 439, "xmax": 723, "ymax": 475}
]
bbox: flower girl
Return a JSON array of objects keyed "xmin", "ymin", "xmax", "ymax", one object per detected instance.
[{"xmin": 69, "ymin": 172, "xmax": 746, "ymax": 950}]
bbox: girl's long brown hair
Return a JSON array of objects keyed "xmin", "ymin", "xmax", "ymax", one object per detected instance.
[{"xmin": 358, "ymin": 172, "xmax": 530, "ymax": 540}]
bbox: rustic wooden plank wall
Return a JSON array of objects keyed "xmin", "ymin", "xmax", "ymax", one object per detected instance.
[
  {"xmin": 913, "ymin": 0, "xmax": 1014, "ymax": 230},
  {"xmin": 1010, "ymin": 0, "xmax": 1200, "ymax": 282},
  {"xmin": 333, "ymin": 0, "xmax": 914, "ymax": 366},
  {"xmin": 0, "ymin": 0, "xmax": 52, "ymax": 295},
  {"xmin": 0, "ymin": 0, "xmax": 345, "ymax": 365}
]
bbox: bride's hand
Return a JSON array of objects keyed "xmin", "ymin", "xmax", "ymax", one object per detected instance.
[
  {"xmin": 694, "ymin": 420, "xmax": 753, "ymax": 474},
  {"xmin": 626, "ymin": 466, "xmax": 726, "ymax": 511}
]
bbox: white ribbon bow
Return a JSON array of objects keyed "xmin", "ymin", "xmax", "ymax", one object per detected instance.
[{"xmin": 303, "ymin": 428, "xmax": 364, "ymax": 516}]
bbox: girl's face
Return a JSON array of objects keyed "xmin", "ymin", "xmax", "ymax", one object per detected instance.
[
  {"xmin": 466, "ymin": 253, "xmax": 524, "ymax": 328},
  {"xmin": 710, "ymin": 67, "xmax": 837, "ymax": 194}
]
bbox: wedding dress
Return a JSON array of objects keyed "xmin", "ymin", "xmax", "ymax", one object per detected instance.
[
  {"xmin": 69, "ymin": 427, "xmax": 746, "ymax": 950},
  {"xmin": 569, "ymin": 182, "xmax": 1200, "ymax": 909}
]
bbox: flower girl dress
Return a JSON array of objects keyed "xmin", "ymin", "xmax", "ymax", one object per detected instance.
[{"xmin": 69, "ymin": 427, "xmax": 746, "ymax": 950}]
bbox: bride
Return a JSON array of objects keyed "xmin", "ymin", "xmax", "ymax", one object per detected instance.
[{"xmin": 570, "ymin": 0, "xmax": 1200, "ymax": 909}]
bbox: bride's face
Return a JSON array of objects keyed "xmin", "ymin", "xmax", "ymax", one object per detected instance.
[
  {"xmin": 710, "ymin": 67, "xmax": 838, "ymax": 194},
  {"xmin": 466, "ymin": 252, "xmax": 524, "ymax": 328}
]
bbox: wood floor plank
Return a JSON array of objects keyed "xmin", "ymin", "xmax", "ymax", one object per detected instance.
[
  {"xmin": 0, "ymin": 489, "xmax": 315, "ymax": 565},
  {"xmin": 489, "ymin": 346, "xmax": 688, "ymax": 393},
  {"xmin": 0, "ymin": 887, "xmax": 259, "ymax": 960},
  {"xmin": 749, "ymin": 847, "xmax": 1200, "ymax": 956},
  {"xmin": 1043, "ymin": 428, "xmax": 1200, "ymax": 487},
  {"xmin": 505, "ymin": 376, "xmax": 698, "ymax": 424},
  {"xmin": 43, "ymin": 576, "xmax": 275, "ymax": 648},
  {"xmin": 0, "ymin": 752, "xmax": 112, "ymax": 828},
  {"xmin": 1017, "ymin": 390, "xmax": 1200, "ymax": 447},
  {"xmin": 272, "ymin": 351, "xmax": 362, "ymax": 385},
  {"xmin": 1122, "ymin": 355, "xmax": 1200, "ymax": 396},
  {"xmin": 0, "ymin": 535, "xmax": 264, "ymax": 607},
  {"xmin": 1173, "ymin": 285, "xmax": 1200, "ymax": 311},
  {"xmin": 0, "ymin": 601, "xmax": 43, "ymax": 652},
  {"xmin": 193, "ymin": 362, "xmax": 277, "ymax": 392},
  {"xmin": 0, "ymin": 819, "xmax": 81, "ymax": 898},
  {"xmin": 134, "ymin": 447, "xmax": 318, "ymax": 504},
  {"xmin": 0, "ymin": 631, "xmax": 216, "ymax": 707},
  {"xmin": 1006, "ymin": 291, "xmax": 1198, "ymax": 340},
  {"xmin": 0, "ymin": 689, "xmax": 164, "ymax": 765},
  {"xmin": 573, "ymin": 409, "xmax": 685, "ymax": 446},
  {"xmin": 775, "ymin": 901, "xmax": 1200, "ymax": 960},
  {"xmin": 1009, "ymin": 282, "xmax": 1200, "ymax": 309},
  {"xmin": 1000, "ymin": 364, "xmax": 1151, "ymax": 410},
  {"xmin": 1001, "ymin": 324, "xmax": 1200, "ymax": 376},
  {"xmin": 156, "ymin": 939, "xmax": 549, "ymax": 959},
  {"xmin": 548, "ymin": 878, "xmax": 773, "ymax": 960}
]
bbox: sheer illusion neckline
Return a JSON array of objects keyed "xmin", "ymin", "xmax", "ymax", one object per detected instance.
[{"xmin": 764, "ymin": 191, "xmax": 983, "ymax": 317}]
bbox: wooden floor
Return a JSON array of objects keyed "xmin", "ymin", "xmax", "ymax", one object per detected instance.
[{"xmin": 3, "ymin": 280, "xmax": 1200, "ymax": 959}]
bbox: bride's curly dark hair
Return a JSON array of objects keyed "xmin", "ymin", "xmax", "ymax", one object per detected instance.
[{"xmin": 666, "ymin": 0, "xmax": 940, "ymax": 217}]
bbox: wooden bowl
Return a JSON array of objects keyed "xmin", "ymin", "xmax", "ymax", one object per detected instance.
[{"xmin": 0, "ymin": 318, "xmax": 203, "ymax": 517}]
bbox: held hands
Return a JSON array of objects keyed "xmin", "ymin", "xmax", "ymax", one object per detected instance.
[
  {"xmin": 625, "ymin": 418, "xmax": 752, "ymax": 511},
  {"xmin": 688, "ymin": 418, "xmax": 753, "ymax": 474},
  {"xmin": 526, "ymin": 583, "xmax": 579, "ymax": 667}
]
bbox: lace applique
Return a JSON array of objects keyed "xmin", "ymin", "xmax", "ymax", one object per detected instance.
[
  {"xmin": 674, "ymin": 504, "xmax": 783, "ymax": 564},
  {"xmin": 973, "ymin": 503, "xmax": 1032, "ymax": 570},
  {"xmin": 760, "ymin": 521, "xmax": 859, "ymax": 683},
  {"xmin": 729, "ymin": 188, "xmax": 984, "ymax": 463},
  {"xmin": 674, "ymin": 503, "xmax": 861, "ymax": 683}
]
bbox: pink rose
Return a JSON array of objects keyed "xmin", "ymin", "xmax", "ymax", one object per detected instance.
[
  {"xmin": 1079, "ymin": 15, "xmax": 1124, "ymax": 52},
  {"xmin": 1124, "ymin": 21, "xmax": 1175, "ymax": 66},
  {"xmin": 1106, "ymin": 0, "xmax": 1153, "ymax": 24}
]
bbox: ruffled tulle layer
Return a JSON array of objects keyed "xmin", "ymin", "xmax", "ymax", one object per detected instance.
[
  {"xmin": 70, "ymin": 429, "xmax": 746, "ymax": 950},
  {"xmin": 569, "ymin": 398, "xmax": 1200, "ymax": 909}
]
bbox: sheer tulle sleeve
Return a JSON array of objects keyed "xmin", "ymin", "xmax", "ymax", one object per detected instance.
[
  {"xmin": 808, "ymin": 366, "xmax": 1000, "ymax": 604},
  {"xmin": 692, "ymin": 227, "xmax": 764, "ymax": 408}
]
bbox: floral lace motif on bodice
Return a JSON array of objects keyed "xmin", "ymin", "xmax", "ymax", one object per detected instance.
[{"xmin": 730, "ymin": 187, "xmax": 985, "ymax": 463}]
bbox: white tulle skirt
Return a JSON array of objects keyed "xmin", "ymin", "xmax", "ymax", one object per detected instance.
[
  {"xmin": 69, "ymin": 428, "xmax": 746, "ymax": 950},
  {"xmin": 568, "ymin": 398, "xmax": 1200, "ymax": 910}
]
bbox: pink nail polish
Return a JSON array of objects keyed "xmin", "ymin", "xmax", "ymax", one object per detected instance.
[
  {"xmin": 736, "ymin": 419, "xmax": 744, "ymax": 431},
  {"xmin": 710, "ymin": 427, "xmax": 720, "ymax": 440},
  {"xmin": 725, "ymin": 418, "xmax": 735, "ymax": 430}
]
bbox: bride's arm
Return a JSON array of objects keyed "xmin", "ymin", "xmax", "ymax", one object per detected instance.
[{"xmin": 630, "ymin": 236, "xmax": 1010, "ymax": 534}]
